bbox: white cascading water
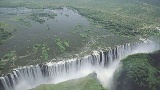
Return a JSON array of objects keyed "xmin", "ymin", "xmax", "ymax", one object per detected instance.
[{"xmin": 0, "ymin": 40, "xmax": 159, "ymax": 90}]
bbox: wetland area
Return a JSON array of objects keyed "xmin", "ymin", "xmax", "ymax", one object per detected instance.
[
  {"xmin": 0, "ymin": 0, "xmax": 160, "ymax": 90},
  {"xmin": 0, "ymin": 7, "xmax": 137, "ymax": 75}
]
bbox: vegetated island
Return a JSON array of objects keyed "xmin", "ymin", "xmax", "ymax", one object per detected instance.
[{"xmin": 0, "ymin": 23, "xmax": 12, "ymax": 44}]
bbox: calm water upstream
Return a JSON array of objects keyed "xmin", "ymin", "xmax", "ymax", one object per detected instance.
[{"xmin": 0, "ymin": 7, "xmax": 137, "ymax": 74}]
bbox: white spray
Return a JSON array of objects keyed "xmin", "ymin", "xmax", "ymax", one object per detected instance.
[{"xmin": 0, "ymin": 41, "xmax": 159, "ymax": 90}]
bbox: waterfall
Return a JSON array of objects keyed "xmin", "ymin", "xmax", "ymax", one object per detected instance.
[{"xmin": 0, "ymin": 41, "xmax": 159, "ymax": 90}]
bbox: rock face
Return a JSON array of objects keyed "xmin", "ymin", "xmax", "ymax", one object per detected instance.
[{"xmin": 113, "ymin": 50, "xmax": 160, "ymax": 90}]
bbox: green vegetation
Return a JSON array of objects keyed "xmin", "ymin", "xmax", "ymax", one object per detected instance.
[
  {"xmin": 29, "ymin": 12, "xmax": 57, "ymax": 24},
  {"xmin": 31, "ymin": 73, "xmax": 106, "ymax": 90},
  {"xmin": 113, "ymin": 50, "xmax": 160, "ymax": 90},
  {"xmin": 1, "ymin": 0, "xmax": 159, "ymax": 36},
  {"xmin": 55, "ymin": 38, "xmax": 70, "ymax": 52},
  {"xmin": 41, "ymin": 44, "xmax": 49, "ymax": 60},
  {"xmin": 55, "ymin": 38, "xmax": 65, "ymax": 52},
  {"xmin": 0, "ymin": 51, "xmax": 17, "ymax": 74},
  {"xmin": 63, "ymin": 39, "xmax": 69, "ymax": 48},
  {"xmin": 80, "ymin": 33, "xmax": 89, "ymax": 38},
  {"xmin": 33, "ymin": 44, "xmax": 41, "ymax": 53},
  {"xmin": 33, "ymin": 44, "xmax": 49, "ymax": 60},
  {"xmin": 0, "ymin": 22, "xmax": 12, "ymax": 44},
  {"xmin": 18, "ymin": 18, "xmax": 31, "ymax": 25},
  {"xmin": 12, "ymin": 17, "xmax": 32, "ymax": 28},
  {"xmin": 0, "ymin": 28, "xmax": 11, "ymax": 44},
  {"xmin": 69, "ymin": 24, "xmax": 84, "ymax": 34},
  {"xmin": 75, "ymin": 7, "xmax": 160, "ymax": 37}
]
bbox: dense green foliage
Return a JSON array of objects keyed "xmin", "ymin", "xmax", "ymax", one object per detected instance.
[
  {"xmin": 33, "ymin": 44, "xmax": 41, "ymax": 53},
  {"xmin": 41, "ymin": 44, "xmax": 49, "ymax": 60},
  {"xmin": 33, "ymin": 44, "xmax": 49, "ymax": 60},
  {"xmin": 113, "ymin": 51, "xmax": 160, "ymax": 90},
  {"xmin": 55, "ymin": 38, "xmax": 70, "ymax": 52},
  {"xmin": 0, "ymin": 51, "xmax": 17, "ymax": 74},
  {"xmin": 31, "ymin": 74, "xmax": 105, "ymax": 90},
  {"xmin": 55, "ymin": 38, "xmax": 66, "ymax": 52},
  {"xmin": 0, "ymin": 22, "xmax": 12, "ymax": 44}
]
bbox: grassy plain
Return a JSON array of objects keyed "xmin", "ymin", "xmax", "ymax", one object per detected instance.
[{"xmin": 1, "ymin": 0, "xmax": 160, "ymax": 36}]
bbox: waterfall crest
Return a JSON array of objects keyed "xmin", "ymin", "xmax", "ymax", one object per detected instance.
[{"xmin": 0, "ymin": 41, "xmax": 159, "ymax": 90}]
